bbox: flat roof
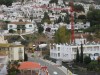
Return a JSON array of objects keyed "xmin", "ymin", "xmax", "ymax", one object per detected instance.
[
  {"xmin": 0, "ymin": 43, "xmax": 24, "ymax": 47},
  {"xmin": 8, "ymin": 22, "xmax": 32, "ymax": 25}
]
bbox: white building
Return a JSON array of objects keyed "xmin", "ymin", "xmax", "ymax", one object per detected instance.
[
  {"xmin": 50, "ymin": 39, "xmax": 100, "ymax": 62},
  {"xmin": 66, "ymin": 22, "xmax": 90, "ymax": 30},
  {"xmin": 0, "ymin": 36, "xmax": 24, "ymax": 75},
  {"xmin": 95, "ymin": 5, "xmax": 100, "ymax": 10},
  {"xmin": 8, "ymin": 21, "xmax": 35, "ymax": 33},
  {"xmin": 35, "ymin": 0, "xmax": 50, "ymax": 5},
  {"xmin": 0, "ymin": 35, "xmax": 25, "ymax": 61},
  {"xmin": 8, "ymin": 42, "xmax": 24, "ymax": 61}
]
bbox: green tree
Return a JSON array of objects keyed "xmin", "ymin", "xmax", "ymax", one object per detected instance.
[
  {"xmin": 74, "ymin": 4, "xmax": 85, "ymax": 12},
  {"xmin": 54, "ymin": 26, "xmax": 71, "ymax": 43},
  {"xmin": 64, "ymin": 15, "xmax": 70, "ymax": 24},
  {"xmin": 74, "ymin": 13, "xmax": 77, "ymax": 24},
  {"xmin": 78, "ymin": 15, "xmax": 86, "ymax": 19},
  {"xmin": 84, "ymin": 56, "xmax": 91, "ymax": 64},
  {"xmin": 0, "ymin": 0, "xmax": 14, "ymax": 6},
  {"xmin": 41, "ymin": 12, "xmax": 51, "ymax": 24},
  {"xmin": 57, "ymin": 16, "xmax": 63, "ymax": 23},
  {"xmin": 80, "ymin": 44, "xmax": 83, "ymax": 63},
  {"xmin": 87, "ymin": 9, "xmax": 100, "ymax": 26},
  {"xmin": 24, "ymin": 53, "xmax": 28, "ymax": 61},
  {"xmin": 30, "ymin": 15, "xmax": 33, "ymax": 22},
  {"xmin": 9, "ymin": 29, "xmax": 15, "ymax": 33},
  {"xmin": 49, "ymin": 0, "xmax": 58, "ymax": 4},
  {"xmin": 38, "ymin": 26, "xmax": 44, "ymax": 34},
  {"xmin": 76, "ymin": 47, "xmax": 79, "ymax": 63},
  {"xmin": 7, "ymin": 61, "xmax": 20, "ymax": 75}
]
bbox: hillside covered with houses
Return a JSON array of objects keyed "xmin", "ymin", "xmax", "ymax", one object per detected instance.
[{"xmin": 0, "ymin": 0, "xmax": 100, "ymax": 75}]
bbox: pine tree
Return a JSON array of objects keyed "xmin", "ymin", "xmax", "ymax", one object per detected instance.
[
  {"xmin": 0, "ymin": 0, "xmax": 14, "ymax": 6},
  {"xmin": 24, "ymin": 52, "xmax": 28, "ymax": 61},
  {"xmin": 80, "ymin": 44, "xmax": 83, "ymax": 63},
  {"xmin": 57, "ymin": 16, "xmax": 63, "ymax": 23},
  {"xmin": 64, "ymin": 15, "xmax": 70, "ymax": 24},
  {"xmin": 38, "ymin": 26, "xmax": 44, "ymax": 34},
  {"xmin": 76, "ymin": 47, "xmax": 79, "ymax": 63},
  {"xmin": 41, "ymin": 12, "xmax": 51, "ymax": 24},
  {"xmin": 49, "ymin": 0, "xmax": 58, "ymax": 4}
]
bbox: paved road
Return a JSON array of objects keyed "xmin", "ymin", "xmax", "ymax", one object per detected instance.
[{"xmin": 28, "ymin": 57, "xmax": 66, "ymax": 75}]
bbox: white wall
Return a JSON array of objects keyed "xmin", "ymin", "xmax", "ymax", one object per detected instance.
[
  {"xmin": 8, "ymin": 23, "xmax": 35, "ymax": 33},
  {"xmin": 9, "ymin": 46, "xmax": 24, "ymax": 61},
  {"xmin": 8, "ymin": 24, "xmax": 17, "ymax": 31},
  {"xmin": 25, "ymin": 24, "xmax": 34, "ymax": 32},
  {"xmin": 13, "ymin": 47, "xmax": 24, "ymax": 60}
]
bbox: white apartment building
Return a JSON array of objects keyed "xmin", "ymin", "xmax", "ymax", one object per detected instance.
[
  {"xmin": 0, "ymin": 36, "xmax": 24, "ymax": 75},
  {"xmin": 8, "ymin": 42, "xmax": 24, "ymax": 61},
  {"xmin": 0, "ymin": 35, "xmax": 25, "ymax": 61},
  {"xmin": 0, "ymin": 42, "xmax": 24, "ymax": 61},
  {"xmin": 50, "ymin": 39, "xmax": 100, "ymax": 62}
]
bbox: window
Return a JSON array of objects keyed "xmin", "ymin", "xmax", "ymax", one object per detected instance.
[
  {"xmin": 63, "ymin": 54, "xmax": 68, "ymax": 57},
  {"xmin": 94, "ymin": 53, "xmax": 99, "ymax": 56},
  {"xmin": 58, "ymin": 47, "xmax": 60, "ymax": 51},
  {"xmin": 19, "ymin": 48, "xmax": 23, "ymax": 60},
  {"xmin": 9, "ymin": 25, "xmax": 12, "ymax": 28},
  {"xmin": 29, "ymin": 25, "xmax": 32, "ymax": 27},
  {"xmin": 73, "ymin": 48, "xmax": 77, "ymax": 52},
  {"xmin": 58, "ymin": 53, "xmax": 60, "ymax": 57},
  {"xmin": 84, "ymin": 26, "xmax": 86, "ymax": 28}
]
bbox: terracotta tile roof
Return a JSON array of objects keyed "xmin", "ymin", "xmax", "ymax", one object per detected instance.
[
  {"xmin": 8, "ymin": 22, "xmax": 32, "ymax": 25},
  {"xmin": 18, "ymin": 62, "xmax": 41, "ymax": 70}
]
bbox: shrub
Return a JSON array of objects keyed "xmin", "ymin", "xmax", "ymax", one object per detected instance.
[
  {"xmin": 84, "ymin": 56, "xmax": 91, "ymax": 64},
  {"xmin": 9, "ymin": 29, "xmax": 16, "ymax": 33},
  {"xmin": 24, "ymin": 53, "xmax": 28, "ymax": 61},
  {"xmin": 87, "ymin": 61, "xmax": 100, "ymax": 71}
]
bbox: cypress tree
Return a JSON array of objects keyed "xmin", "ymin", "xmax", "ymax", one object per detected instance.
[
  {"xmin": 24, "ymin": 52, "xmax": 28, "ymax": 61},
  {"xmin": 41, "ymin": 12, "xmax": 51, "ymax": 24},
  {"xmin": 76, "ymin": 47, "xmax": 79, "ymax": 63},
  {"xmin": 57, "ymin": 16, "xmax": 63, "ymax": 23},
  {"xmin": 64, "ymin": 15, "xmax": 70, "ymax": 24},
  {"xmin": 80, "ymin": 44, "xmax": 83, "ymax": 63}
]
